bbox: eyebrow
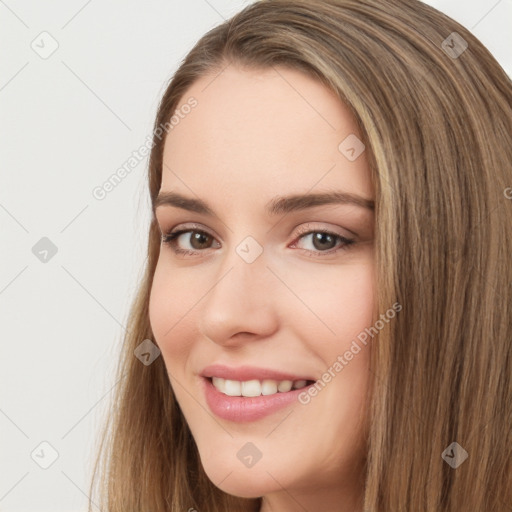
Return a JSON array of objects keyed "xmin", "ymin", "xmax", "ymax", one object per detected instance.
[{"xmin": 153, "ymin": 190, "xmax": 374, "ymax": 216}]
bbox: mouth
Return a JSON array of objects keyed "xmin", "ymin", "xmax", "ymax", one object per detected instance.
[
  {"xmin": 200, "ymin": 365, "xmax": 317, "ymax": 422},
  {"xmin": 207, "ymin": 376, "xmax": 315, "ymax": 397}
]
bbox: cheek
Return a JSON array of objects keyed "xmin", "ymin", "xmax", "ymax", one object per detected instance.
[
  {"xmin": 281, "ymin": 260, "xmax": 375, "ymax": 343},
  {"xmin": 148, "ymin": 264, "xmax": 172, "ymax": 342},
  {"xmin": 148, "ymin": 261, "xmax": 199, "ymax": 359},
  {"xmin": 333, "ymin": 265, "xmax": 375, "ymax": 335}
]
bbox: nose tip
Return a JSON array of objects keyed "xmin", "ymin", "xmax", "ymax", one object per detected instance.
[{"xmin": 197, "ymin": 257, "xmax": 279, "ymax": 347}]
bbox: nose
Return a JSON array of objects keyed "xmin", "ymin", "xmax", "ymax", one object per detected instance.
[{"xmin": 198, "ymin": 247, "xmax": 280, "ymax": 348}]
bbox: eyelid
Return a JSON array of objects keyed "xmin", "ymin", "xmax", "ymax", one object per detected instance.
[
  {"xmin": 161, "ymin": 222, "xmax": 219, "ymax": 240},
  {"xmin": 291, "ymin": 221, "xmax": 357, "ymax": 240},
  {"xmin": 161, "ymin": 221, "xmax": 354, "ymax": 244},
  {"xmin": 161, "ymin": 220, "xmax": 358, "ymax": 259}
]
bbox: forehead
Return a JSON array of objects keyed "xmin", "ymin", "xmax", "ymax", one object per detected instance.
[{"xmin": 161, "ymin": 65, "xmax": 373, "ymax": 203}]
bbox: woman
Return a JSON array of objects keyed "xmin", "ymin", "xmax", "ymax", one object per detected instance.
[{"xmin": 90, "ymin": 0, "xmax": 512, "ymax": 510}]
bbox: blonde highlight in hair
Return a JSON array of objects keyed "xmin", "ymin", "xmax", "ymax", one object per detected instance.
[{"xmin": 89, "ymin": 1, "xmax": 512, "ymax": 510}]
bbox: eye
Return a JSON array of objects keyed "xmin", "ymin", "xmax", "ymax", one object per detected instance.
[
  {"xmin": 161, "ymin": 227, "xmax": 220, "ymax": 256},
  {"xmin": 290, "ymin": 227, "xmax": 355, "ymax": 256},
  {"xmin": 160, "ymin": 223, "xmax": 356, "ymax": 258}
]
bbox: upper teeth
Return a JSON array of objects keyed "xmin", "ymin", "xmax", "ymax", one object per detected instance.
[{"xmin": 212, "ymin": 378, "xmax": 308, "ymax": 397}]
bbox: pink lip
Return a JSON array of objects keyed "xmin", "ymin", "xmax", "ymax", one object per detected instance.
[
  {"xmin": 202, "ymin": 377, "xmax": 311, "ymax": 422},
  {"xmin": 200, "ymin": 364, "xmax": 314, "ymax": 382},
  {"xmin": 200, "ymin": 364, "xmax": 315, "ymax": 423}
]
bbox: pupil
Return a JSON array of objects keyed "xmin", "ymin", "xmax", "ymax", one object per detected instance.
[{"xmin": 313, "ymin": 232, "xmax": 335, "ymax": 250}]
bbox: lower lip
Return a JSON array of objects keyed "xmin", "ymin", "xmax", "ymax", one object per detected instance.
[{"xmin": 202, "ymin": 377, "xmax": 309, "ymax": 422}]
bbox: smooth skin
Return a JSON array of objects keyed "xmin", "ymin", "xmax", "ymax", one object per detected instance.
[{"xmin": 149, "ymin": 64, "xmax": 375, "ymax": 512}]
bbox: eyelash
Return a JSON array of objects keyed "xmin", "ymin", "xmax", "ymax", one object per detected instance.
[{"xmin": 160, "ymin": 223, "xmax": 356, "ymax": 258}]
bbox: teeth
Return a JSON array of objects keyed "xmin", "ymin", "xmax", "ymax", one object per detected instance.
[
  {"xmin": 277, "ymin": 380, "xmax": 293, "ymax": 392},
  {"xmin": 212, "ymin": 377, "xmax": 226, "ymax": 394},
  {"xmin": 241, "ymin": 380, "xmax": 261, "ymax": 397},
  {"xmin": 224, "ymin": 379, "xmax": 241, "ymax": 396},
  {"xmin": 293, "ymin": 380, "xmax": 307, "ymax": 389},
  {"xmin": 261, "ymin": 379, "xmax": 278, "ymax": 395},
  {"xmin": 211, "ymin": 377, "xmax": 310, "ymax": 397}
]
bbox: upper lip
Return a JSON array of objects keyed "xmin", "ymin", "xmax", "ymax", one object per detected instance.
[{"xmin": 201, "ymin": 364, "xmax": 314, "ymax": 382}]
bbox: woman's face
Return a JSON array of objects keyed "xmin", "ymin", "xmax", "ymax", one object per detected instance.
[{"xmin": 149, "ymin": 65, "xmax": 375, "ymax": 510}]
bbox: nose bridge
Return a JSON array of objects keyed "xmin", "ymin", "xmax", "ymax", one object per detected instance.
[
  {"xmin": 198, "ymin": 237, "xmax": 278, "ymax": 342},
  {"xmin": 208, "ymin": 238, "xmax": 270, "ymax": 309}
]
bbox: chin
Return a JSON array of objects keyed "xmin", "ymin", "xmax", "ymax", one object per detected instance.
[{"xmin": 199, "ymin": 455, "xmax": 281, "ymax": 498}]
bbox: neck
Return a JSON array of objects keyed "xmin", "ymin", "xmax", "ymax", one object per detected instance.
[{"xmin": 258, "ymin": 477, "xmax": 365, "ymax": 512}]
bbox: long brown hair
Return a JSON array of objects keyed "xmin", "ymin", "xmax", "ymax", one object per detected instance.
[{"xmin": 89, "ymin": 1, "xmax": 512, "ymax": 510}]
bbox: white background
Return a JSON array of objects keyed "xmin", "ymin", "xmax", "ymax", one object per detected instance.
[{"xmin": 0, "ymin": 1, "xmax": 510, "ymax": 510}]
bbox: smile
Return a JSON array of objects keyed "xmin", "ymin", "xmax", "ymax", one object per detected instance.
[
  {"xmin": 200, "ymin": 365, "xmax": 317, "ymax": 422},
  {"xmin": 210, "ymin": 377, "xmax": 312, "ymax": 397}
]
